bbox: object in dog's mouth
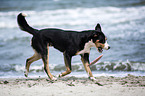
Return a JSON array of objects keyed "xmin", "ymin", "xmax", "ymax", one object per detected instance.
[
  {"xmin": 98, "ymin": 47, "xmax": 103, "ymax": 53},
  {"xmin": 88, "ymin": 54, "xmax": 103, "ymax": 66}
]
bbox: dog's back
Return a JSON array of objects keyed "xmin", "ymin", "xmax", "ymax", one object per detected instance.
[{"xmin": 39, "ymin": 29, "xmax": 92, "ymax": 52}]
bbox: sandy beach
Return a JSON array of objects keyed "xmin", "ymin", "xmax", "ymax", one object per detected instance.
[{"xmin": 0, "ymin": 74, "xmax": 145, "ymax": 96}]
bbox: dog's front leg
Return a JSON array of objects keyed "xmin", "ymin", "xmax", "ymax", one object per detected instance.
[
  {"xmin": 59, "ymin": 52, "xmax": 72, "ymax": 77},
  {"xmin": 81, "ymin": 53, "xmax": 96, "ymax": 81}
]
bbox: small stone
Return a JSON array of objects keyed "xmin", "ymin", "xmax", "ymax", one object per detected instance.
[
  {"xmin": 67, "ymin": 82, "xmax": 75, "ymax": 86},
  {"xmin": 4, "ymin": 81, "xmax": 9, "ymax": 84},
  {"xmin": 95, "ymin": 82, "xmax": 103, "ymax": 86}
]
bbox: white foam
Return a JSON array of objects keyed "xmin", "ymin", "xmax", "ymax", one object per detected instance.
[
  {"xmin": 0, "ymin": 6, "xmax": 145, "ymax": 42},
  {"xmin": 0, "ymin": 6, "xmax": 145, "ymax": 29}
]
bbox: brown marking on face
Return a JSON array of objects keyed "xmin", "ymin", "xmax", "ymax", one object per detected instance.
[{"xmin": 94, "ymin": 40, "xmax": 105, "ymax": 49}]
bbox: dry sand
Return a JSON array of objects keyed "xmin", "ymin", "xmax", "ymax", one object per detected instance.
[{"xmin": 0, "ymin": 74, "xmax": 145, "ymax": 96}]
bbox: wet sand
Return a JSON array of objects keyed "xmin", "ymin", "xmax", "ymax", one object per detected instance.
[{"xmin": 0, "ymin": 74, "xmax": 145, "ymax": 96}]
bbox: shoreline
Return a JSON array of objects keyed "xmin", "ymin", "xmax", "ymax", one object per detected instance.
[{"xmin": 0, "ymin": 75, "xmax": 145, "ymax": 96}]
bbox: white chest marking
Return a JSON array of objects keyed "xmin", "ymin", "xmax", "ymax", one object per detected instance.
[{"xmin": 76, "ymin": 40, "xmax": 95, "ymax": 55}]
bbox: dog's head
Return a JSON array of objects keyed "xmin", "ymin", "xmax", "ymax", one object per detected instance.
[{"xmin": 91, "ymin": 23, "xmax": 110, "ymax": 53}]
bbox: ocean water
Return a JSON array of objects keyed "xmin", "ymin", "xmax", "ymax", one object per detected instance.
[{"xmin": 0, "ymin": 0, "xmax": 145, "ymax": 78}]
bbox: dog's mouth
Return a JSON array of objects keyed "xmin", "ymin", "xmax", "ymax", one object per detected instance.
[{"xmin": 98, "ymin": 47, "xmax": 103, "ymax": 53}]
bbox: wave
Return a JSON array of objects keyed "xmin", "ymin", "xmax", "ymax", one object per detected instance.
[
  {"xmin": 0, "ymin": 6, "xmax": 145, "ymax": 29},
  {"xmin": 0, "ymin": 61, "xmax": 145, "ymax": 74},
  {"xmin": 0, "ymin": 6, "xmax": 145, "ymax": 43}
]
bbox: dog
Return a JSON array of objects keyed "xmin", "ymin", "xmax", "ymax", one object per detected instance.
[{"xmin": 17, "ymin": 13, "xmax": 110, "ymax": 81}]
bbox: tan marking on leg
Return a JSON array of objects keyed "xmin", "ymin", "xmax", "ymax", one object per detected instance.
[
  {"xmin": 43, "ymin": 45, "xmax": 54, "ymax": 80},
  {"xmin": 59, "ymin": 53, "xmax": 71, "ymax": 77},
  {"xmin": 60, "ymin": 66, "xmax": 71, "ymax": 77},
  {"xmin": 25, "ymin": 51, "xmax": 41, "ymax": 77},
  {"xmin": 81, "ymin": 57, "xmax": 93, "ymax": 77}
]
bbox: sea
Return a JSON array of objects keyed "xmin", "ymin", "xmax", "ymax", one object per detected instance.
[{"xmin": 0, "ymin": 0, "xmax": 145, "ymax": 78}]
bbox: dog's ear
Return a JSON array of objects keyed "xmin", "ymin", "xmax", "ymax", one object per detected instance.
[{"xmin": 95, "ymin": 23, "xmax": 102, "ymax": 32}]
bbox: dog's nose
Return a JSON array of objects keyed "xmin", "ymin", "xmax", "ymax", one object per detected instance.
[{"xmin": 108, "ymin": 46, "xmax": 110, "ymax": 50}]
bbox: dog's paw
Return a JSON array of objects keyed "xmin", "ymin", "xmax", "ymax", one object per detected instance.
[
  {"xmin": 89, "ymin": 77, "xmax": 97, "ymax": 81},
  {"xmin": 51, "ymin": 77, "xmax": 57, "ymax": 81}
]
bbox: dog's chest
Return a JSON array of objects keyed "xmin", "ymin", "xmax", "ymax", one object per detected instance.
[{"xmin": 76, "ymin": 40, "xmax": 95, "ymax": 55}]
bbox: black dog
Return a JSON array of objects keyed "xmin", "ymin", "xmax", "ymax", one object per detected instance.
[{"xmin": 17, "ymin": 13, "xmax": 110, "ymax": 81}]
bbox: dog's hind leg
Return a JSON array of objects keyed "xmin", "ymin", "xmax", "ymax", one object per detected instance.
[
  {"xmin": 42, "ymin": 45, "xmax": 57, "ymax": 81},
  {"xmin": 59, "ymin": 52, "xmax": 72, "ymax": 77},
  {"xmin": 25, "ymin": 51, "xmax": 41, "ymax": 77},
  {"xmin": 81, "ymin": 53, "xmax": 96, "ymax": 81}
]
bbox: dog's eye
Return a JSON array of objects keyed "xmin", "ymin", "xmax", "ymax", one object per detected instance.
[{"xmin": 99, "ymin": 39, "xmax": 105, "ymax": 44}]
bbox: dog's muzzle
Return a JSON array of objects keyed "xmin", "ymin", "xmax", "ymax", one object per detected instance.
[
  {"xmin": 97, "ymin": 42, "xmax": 110, "ymax": 53},
  {"xmin": 104, "ymin": 41, "xmax": 110, "ymax": 50}
]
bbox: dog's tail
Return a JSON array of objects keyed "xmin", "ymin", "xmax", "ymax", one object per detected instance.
[{"xmin": 17, "ymin": 13, "xmax": 38, "ymax": 35}]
